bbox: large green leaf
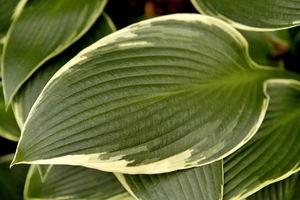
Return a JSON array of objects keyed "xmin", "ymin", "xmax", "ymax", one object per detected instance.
[
  {"xmin": 2, "ymin": 0, "xmax": 107, "ymax": 105},
  {"xmin": 12, "ymin": 13, "xmax": 116, "ymax": 128},
  {"xmin": 0, "ymin": 0, "xmax": 19, "ymax": 41},
  {"xmin": 115, "ymin": 160, "xmax": 223, "ymax": 200},
  {"xmin": 0, "ymin": 154, "xmax": 30, "ymax": 200},
  {"xmin": 0, "ymin": 84, "xmax": 20, "ymax": 141},
  {"xmin": 191, "ymin": 0, "xmax": 300, "ymax": 30},
  {"xmin": 246, "ymin": 172, "xmax": 300, "ymax": 200},
  {"xmin": 11, "ymin": 14, "xmax": 300, "ymax": 174},
  {"xmin": 224, "ymin": 80, "xmax": 300, "ymax": 199},
  {"xmin": 25, "ymin": 164, "xmax": 133, "ymax": 200}
]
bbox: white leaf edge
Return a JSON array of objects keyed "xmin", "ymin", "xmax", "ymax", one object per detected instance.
[
  {"xmin": 12, "ymin": 13, "xmax": 273, "ymax": 174},
  {"xmin": 190, "ymin": 0, "xmax": 300, "ymax": 31}
]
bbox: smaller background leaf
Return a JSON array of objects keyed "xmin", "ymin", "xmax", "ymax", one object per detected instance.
[
  {"xmin": 12, "ymin": 12, "xmax": 116, "ymax": 128},
  {"xmin": 0, "ymin": 0, "xmax": 20, "ymax": 41},
  {"xmin": 25, "ymin": 164, "xmax": 134, "ymax": 200},
  {"xmin": 0, "ymin": 154, "xmax": 29, "ymax": 200},
  {"xmin": 2, "ymin": 0, "xmax": 107, "ymax": 105},
  {"xmin": 191, "ymin": 0, "xmax": 300, "ymax": 30},
  {"xmin": 115, "ymin": 161, "xmax": 223, "ymax": 200},
  {"xmin": 246, "ymin": 172, "xmax": 300, "ymax": 200},
  {"xmin": 224, "ymin": 80, "xmax": 300, "ymax": 199}
]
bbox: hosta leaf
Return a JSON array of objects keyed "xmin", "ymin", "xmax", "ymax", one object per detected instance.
[
  {"xmin": 11, "ymin": 14, "xmax": 298, "ymax": 174},
  {"xmin": 292, "ymin": 177, "xmax": 300, "ymax": 199},
  {"xmin": 0, "ymin": 0, "xmax": 19, "ymax": 41},
  {"xmin": 0, "ymin": 154, "xmax": 29, "ymax": 200},
  {"xmin": 191, "ymin": 0, "xmax": 300, "ymax": 30},
  {"xmin": 246, "ymin": 172, "xmax": 300, "ymax": 200},
  {"xmin": 115, "ymin": 160, "xmax": 223, "ymax": 200},
  {"xmin": 11, "ymin": 13, "xmax": 116, "ymax": 128},
  {"xmin": 25, "ymin": 164, "xmax": 133, "ymax": 200},
  {"xmin": 224, "ymin": 80, "xmax": 300, "ymax": 199},
  {"xmin": 2, "ymin": 0, "xmax": 107, "ymax": 105},
  {"xmin": 0, "ymin": 84, "xmax": 20, "ymax": 141}
]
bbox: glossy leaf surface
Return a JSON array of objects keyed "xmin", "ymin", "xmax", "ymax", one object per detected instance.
[
  {"xmin": 12, "ymin": 14, "xmax": 294, "ymax": 174},
  {"xmin": 2, "ymin": 0, "xmax": 107, "ymax": 105},
  {"xmin": 224, "ymin": 80, "xmax": 300, "ymax": 199}
]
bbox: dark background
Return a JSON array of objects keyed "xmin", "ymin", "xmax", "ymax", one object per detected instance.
[{"xmin": 105, "ymin": 0, "xmax": 197, "ymax": 29}]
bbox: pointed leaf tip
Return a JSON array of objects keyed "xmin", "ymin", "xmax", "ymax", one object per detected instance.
[{"xmin": 2, "ymin": 0, "xmax": 107, "ymax": 105}]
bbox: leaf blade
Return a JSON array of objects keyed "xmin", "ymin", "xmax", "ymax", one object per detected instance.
[
  {"xmin": 2, "ymin": 0, "xmax": 107, "ymax": 105},
  {"xmin": 115, "ymin": 160, "xmax": 223, "ymax": 200},
  {"xmin": 13, "ymin": 14, "xmax": 278, "ymax": 174},
  {"xmin": 0, "ymin": 0, "xmax": 19, "ymax": 41},
  {"xmin": 224, "ymin": 79, "xmax": 300, "ymax": 199},
  {"xmin": 0, "ymin": 154, "xmax": 29, "ymax": 200},
  {"xmin": 191, "ymin": 0, "xmax": 300, "ymax": 30},
  {"xmin": 246, "ymin": 172, "xmax": 300, "ymax": 200}
]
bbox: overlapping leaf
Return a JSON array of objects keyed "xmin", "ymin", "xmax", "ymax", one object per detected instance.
[
  {"xmin": 0, "ymin": 154, "xmax": 29, "ymax": 200},
  {"xmin": 11, "ymin": 13, "xmax": 116, "ymax": 128},
  {"xmin": 224, "ymin": 80, "xmax": 300, "ymax": 199},
  {"xmin": 0, "ymin": 43, "xmax": 3, "ymax": 77},
  {"xmin": 246, "ymin": 172, "xmax": 300, "ymax": 200},
  {"xmin": 25, "ymin": 165, "xmax": 133, "ymax": 200},
  {"xmin": 37, "ymin": 165, "xmax": 52, "ymax": 182},
  {"xmin": 2, "ymin": 0, "xmax": 107, "ymax": 105},
  {"xmin": 0, "ymin": 0, "xmax": 19, "ymax": 41},
  {"xmin": 115, "ymin": 160, "xmax": 223, "ymax": 200},
  {"xmin": 11, "ymin": 14, "xmax": 298, "ymax": 174},
  {"xmin": 191, "ymin": 0, "xmax": 300, "ymax": 30}
]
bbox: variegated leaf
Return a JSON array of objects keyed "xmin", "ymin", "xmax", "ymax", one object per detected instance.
[
  {"xmin": 11, "ymin": 14, "xmax": 300, "ymax": 174},
  {"xmin": 224, "ymin": 80, "xmax": 300, "ymax": 199},
  {"xmin": 2, "ymin": 0, "xmax": 107, "ymax": 105}
]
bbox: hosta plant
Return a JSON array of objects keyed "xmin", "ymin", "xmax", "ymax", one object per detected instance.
[{"xmin": 1, "ymin": 0, "xmax": 300, "ymax": 199}]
